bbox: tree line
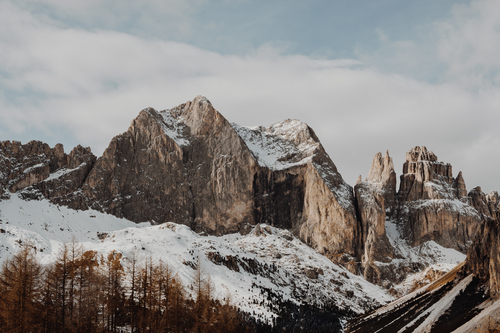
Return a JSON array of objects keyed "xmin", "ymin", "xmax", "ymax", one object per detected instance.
[{"xmin": 0, "ymin": 240, "xmax": 253, "ymax": 333}]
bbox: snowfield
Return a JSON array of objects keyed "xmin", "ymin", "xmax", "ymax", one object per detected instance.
[{"xmin": 0, "ymin": 194, "xmax": 393, "ymax": 323}]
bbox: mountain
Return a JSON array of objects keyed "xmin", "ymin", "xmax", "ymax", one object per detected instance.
[
  {"xmin": 354, "ymin": 147, "xmax": 487, "ymax": 289},
  {"xmin": 1, "ymin": 95, "xmax": 499, "ymax": 330},
  {"xmin": 346, "ymin": 214, "xmax": 500, "ymax": 333},
  {"xmin": 1, "ymin": 96, "xmax": 360, "ymax": 262}
]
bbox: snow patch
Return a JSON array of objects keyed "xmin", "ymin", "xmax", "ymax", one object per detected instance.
[
  {"xmin": 44, "ymin": 163, "xmax": 87, "ymax": 182},
  {"xmin": 232, "ymin": 120, "xmax": 318, "ymax": 170},
  {"xmin": 151, "ymin": 108, "xmax": 190, "ymax": 146}
]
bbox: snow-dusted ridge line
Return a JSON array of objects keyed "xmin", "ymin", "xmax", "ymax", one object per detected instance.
[
  {"xmin": 231, "ymin": 120, "xmax": 319, "ymax": 171},
  {"xmin": 145, "ymin": 107, "xmax": 190, "ymax": 147},
  {"xmin": 0, "ymin": 194, "xmax": 393, "ymax": 323},
  {"xmin": 44, "ymin": 162, "xmax": 88, "ymax": 182}
]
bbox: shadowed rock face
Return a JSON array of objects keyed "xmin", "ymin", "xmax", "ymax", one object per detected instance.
[
  {"xmin": 355, "ymin": 152, "xmax": 395, "ymax": 266},
  {"xmin": 397, "ymin": 146, "xmax": 481, "ymax": 251},
  {"xmin": 465, "ymin": 217, "xmax": 500, "ymax": 296},
  {"xmin": 354, "ymin": 151, "xmax": 398, "ymax": 285}
]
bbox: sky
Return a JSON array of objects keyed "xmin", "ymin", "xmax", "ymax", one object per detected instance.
[{"xmin": 1, "ymin": 0, "xmax": 499, "ymax": 193}]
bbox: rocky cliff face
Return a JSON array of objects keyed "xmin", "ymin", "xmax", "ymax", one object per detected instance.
[
  {"xmin": 70, "ymin": 97, "xmax": 258, "ymax": 235},
  {"xmin": 348, "ymin": 216, "xmax": 500, "ymax": 333},
  {"xmin": 465, "ymin": 217, "xmax": 500, "ymax": 296},
  {"xmin": 354, "ymin": 147, "xmax": 488, "ymax": 287},
  {"xmin": 0, "ymin": 140, "xmax": 95, "ymax": 200},
  {"xmin": 234, "ymin": 120, "xmax": 360, "ymax": 257},
  {"xmin": 397, "ymin": 146, "xmax": 481, "ymax": 252},
  {"xmin": 354, "ymin": 151, "xmax": 396, "ymax": 283}
]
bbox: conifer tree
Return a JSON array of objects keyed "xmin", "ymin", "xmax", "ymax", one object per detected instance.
[{"xmin": 0, "ymin": 242, "xmax": 44, "ymax": 333}]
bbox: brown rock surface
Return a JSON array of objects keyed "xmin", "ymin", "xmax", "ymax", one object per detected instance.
[
  {"xmin": 465, "ymin": 217, "xmax": 500, "ymax": 296},
  {"xmin": 397, "ymin": 146, "xmax": 481, "ymax": 252},
  {"xmin": 0, "ymin": 140, "xmax": 95, "ymax": 200},
  {"xmin": 468, "ymin": 186, "xmax": 499, "ymax": 219},
  {"xmin": 70, "ymin": 96, "xmax": 256, "ymax": 235},
  {"xmin": 354, "ymin": 151, "xmax": 396, "ymax": 284},
  {"xmin": 355, "ymin": 151, "xmax": 396, "ymax": 260}
]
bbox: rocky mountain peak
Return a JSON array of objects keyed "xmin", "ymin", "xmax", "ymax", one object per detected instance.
[
  {"xmin": 167, "ymin": 95, "xmax": 225, "ymax": 137},
  {"xmin": 396, "ymin": 146, "xmax": 482, "ymax": 252},
  {"xmin": 366, "ymin": 150, "xmax": 396, "ymax": 193},
  {"xmin": 400, "ymin": 146, "xmax": 454, "ymax": 201},
  {"xmin": 454, "ymin": 170, "xmax": 467, "ymax": 200},
  {"xmin": 405, "ymin": 145, "xmax": 438, "ymax": 163},
  {"xmin": 354, "ymin": 151, "xmax": 397, "ymax": 284}
]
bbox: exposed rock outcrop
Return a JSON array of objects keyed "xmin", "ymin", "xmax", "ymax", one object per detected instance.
[
  {"xmin": 2, "ymin": 99, "xmax": 496, "ymax": 294},
  {"xmin": 70, "ymin": 97, "xmax": 257, "ymax": 235},
  {"xmin": 235, "ymin": 119, "xmax": 359, "ymax": 257},
  {"xmin": 348, "ymin": 216, "xmax": 500, "ymax": 333},
  {"xmin": 397, "ymin": 146, "xmax": 481, "ymax": 252},
  {"xmin": 468, "ymin": 186, "xmax": 500, "ymax": 220},
  {"xmin": 354, "ymin": 151, "xmax": 396, "ymax": 283},
  {"xmin": 0, "ymin": 140, "xmax": 95, "ymax": 200},
  {"xmin": 465, "ymin": 217, "xmax": 500, "ymax": 296},
  {"xmin": 365, "ymin": 150, "xmax": 397, "ymax": 214},
  {"xmin": 353, "ymin": 146, "xmax": 488, "ymax": 287}
]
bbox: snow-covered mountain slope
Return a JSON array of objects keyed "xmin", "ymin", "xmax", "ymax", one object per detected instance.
[
  {"xmin": 0, "ymin": 194, "xmax": 393, "ymax": 324},
  {"xmin": 346, "ymin": 263, "xmax": 491, "ymax": 333},
  {"xmin": 232, "ymin": 120, "xmax": 319, "ymax": 170},
  {"xmin": 383, "ymin": 217, "xmax": 466, "ymax": 294},
  {"xmin": 347, "ymin": 215, "xmax": 500, "ymax": 333}
]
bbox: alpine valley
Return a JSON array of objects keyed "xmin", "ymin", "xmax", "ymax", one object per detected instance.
[{"xmin": 1, "ymin": 95, "xmax": 499, "ymax": 332}]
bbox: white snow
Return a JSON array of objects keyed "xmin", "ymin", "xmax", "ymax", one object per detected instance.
[
  {"xmin": 22, "ymin": 163, "xmax": 45, "ymax": 173},
  {"xmin": 410, "ymin": 198, "xmax": 479, "ymax": 217},
  {"xmin": 0, "ymin": 194, "xmax": 393, "ymax": 323},
  {"xmin": 411, "ymin": 274, "xmax": 474, "ymax": 333},
  {"xmin": 150, "ymin": 108, "xmax": 190, "ymax": 146},
  {"xmin": 44, "ymin": 163, "xmax": 87, "ymax": 182},
  {"xmin": 232, "ymin": 120, "xmax": 318, "ymax": 170}
]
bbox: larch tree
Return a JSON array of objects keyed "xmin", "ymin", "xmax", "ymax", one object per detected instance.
[{"xmin": 0, "ymin": 242, "xmax": 44, "ymax": 333}]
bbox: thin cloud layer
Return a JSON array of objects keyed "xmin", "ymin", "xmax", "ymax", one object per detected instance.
[{"xmin": 1, "ymin": 0, "xmax": 500, "ymax": 193}]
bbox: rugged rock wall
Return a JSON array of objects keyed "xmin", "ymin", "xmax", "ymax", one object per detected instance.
[
  {"xmin": 0, "ymin": 140, "xmax": 95, "ymax": 200},
  {"xmin": 354, "ymin": 151, "xmax": 396, "ymax": 283},
  {"xmin": 71, "ymin": 97, "xmax": 258, "ymax": 235},
  {"xmin": 3, "ymin": 100, "xmax": 496, "ymax": 287},
  {"xmin": 397, "ymin": 146, "xmax": 481, "ymax": 251},
  {"xmin": 465, "ymin": 217, "xmax": 500, "ymax": 296},
  {"xmin": 354, "ymin": 147, "xmax": 491, "ymax": 286}
]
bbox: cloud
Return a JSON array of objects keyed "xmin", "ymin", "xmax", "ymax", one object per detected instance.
[
  {"xmin": 437, "ymin": 0, "xmax": 500, "ymax": 88},
  {"xmin": 1, "ymin": 0, "xmax": 500, "ymax": 193}
]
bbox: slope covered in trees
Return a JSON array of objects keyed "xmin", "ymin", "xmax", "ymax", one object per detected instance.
[
  {"xmin": 0, "ymin": 242, "xmax": 251, "ymax": 333},
  {"xmin": 0, "ymin": 242, "xmax": 349, "ymax": 333}
]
